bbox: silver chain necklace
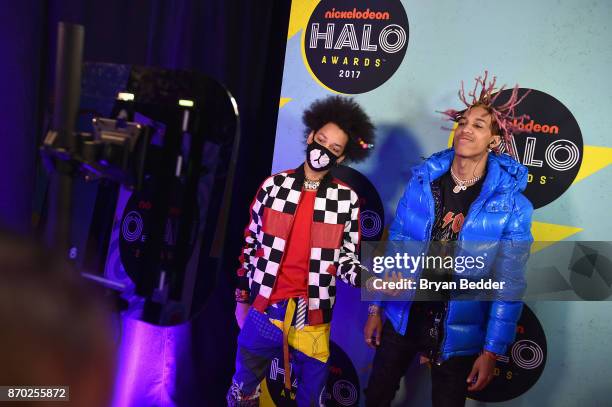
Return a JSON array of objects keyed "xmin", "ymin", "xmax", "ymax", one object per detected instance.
[{"xmin": 450, "ymin": 168, "xmax": 482, "ymax": 193}]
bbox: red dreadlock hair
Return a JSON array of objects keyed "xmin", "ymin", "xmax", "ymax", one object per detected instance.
[{"xmin": 441, "ymin": 71, "xmax": 531, "ymax": 160}]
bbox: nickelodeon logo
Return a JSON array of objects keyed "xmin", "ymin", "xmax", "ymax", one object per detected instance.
[
  {"xmin": 324, "ymin": 8, "xmax": 391, "ymax": 20},
  {"xmin": 513, "ymin": 119, "xmax": 559, "ymax": 134},
  {"xmin": 303, "ymin": 0, "xmax": 408, "ymax": 94}
]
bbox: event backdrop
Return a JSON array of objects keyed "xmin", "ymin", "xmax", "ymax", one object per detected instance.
[{"xmin": 268, "ymin": 1, "xmax": 612, "ymax": 406}]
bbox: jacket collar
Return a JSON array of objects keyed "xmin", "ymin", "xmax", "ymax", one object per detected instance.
[{"xmin": 413, "ymin": 148, "xmax": 528, "ymax": 199}]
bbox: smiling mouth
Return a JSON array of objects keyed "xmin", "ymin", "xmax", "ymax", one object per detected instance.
[{"xmin": 456, "ymin": 136, "xmax": 473, "ymax": 142}]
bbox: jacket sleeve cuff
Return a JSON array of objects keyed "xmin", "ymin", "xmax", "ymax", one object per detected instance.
[
  {"xmin": 236, "ymin": 271, "xmax": 250, "ymax": 291},
  {"xmin": 483, "ymin": 341, "xmax": 507, "ymax": 355},
  {"xmin": 353, "ymin": 268, "xmax": 362, "ymax": 287}
]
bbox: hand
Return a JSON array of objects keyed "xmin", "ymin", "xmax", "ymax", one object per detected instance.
[
  {"xmin": 467, "ymin": 352, "xmax": 496, "ymax": 391},
  {"xmin": 363, "ymin": 314, "xmax": 383, "ymax": 349},
  {"xmin": 366, "ymin": 272, "xmax": 403, "ymax": 297},
  {"xmin": 235, "ymin": 302, "xmax": 250, "ymax": 329},
  {"xmin": 381, "ymin": 271, "xmax": 404, "ymax": 297}
]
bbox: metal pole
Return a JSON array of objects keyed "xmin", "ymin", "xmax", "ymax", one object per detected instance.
[{"xmin": 45, "ymin": 22, "xmax": 84, "ymax": 255}]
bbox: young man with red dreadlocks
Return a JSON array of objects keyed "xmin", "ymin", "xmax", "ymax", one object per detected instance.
[
  {"xmin": 363, "ymin": 72, "xmax": 534, "ymax": 407},
  {"xmin": 227, "ymin": 96, "xmax": 375, "ymax": 406}
]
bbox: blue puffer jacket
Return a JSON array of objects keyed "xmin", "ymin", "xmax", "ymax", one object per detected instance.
[{"xmin": 380, "ymin": 148, "xmax": 533, "ymax": 361}]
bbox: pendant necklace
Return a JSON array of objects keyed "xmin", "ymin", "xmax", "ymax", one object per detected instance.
[
  {"xmin": 450, "ymin": 168, "xmax": 482, "ymax": 194},
  {"xmin": 303, "ymin": 177, "xmax": 321, "ymax": 190}
]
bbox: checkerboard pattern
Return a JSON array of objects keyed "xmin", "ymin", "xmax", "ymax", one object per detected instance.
[{"xmin": 236, "ymin": 169, "xmax": 367, "ymax": 323}]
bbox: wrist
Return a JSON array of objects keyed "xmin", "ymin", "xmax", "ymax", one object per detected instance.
[
  {"xmin": 235, "ymin": 288, "xmax": 250, "ymax": 303},
  {"xmin": 365, "ymin": 276, "xmax": 378, "ymax": 292},
  {"xmin": 482, "ymin": 350, "xmax": 497, "ymax": 362},
  {"xmin": 368, "ymin": 304, "xmax": 381, "ymax": 317}
]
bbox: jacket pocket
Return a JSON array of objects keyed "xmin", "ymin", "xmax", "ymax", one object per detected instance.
[
  {"xmin": 311, "ymin": 222, "xmax": 344, "ymax": 249},
  {"xmin": 262, "ymin": 207, "xmax": 292, "ymax": 239}
]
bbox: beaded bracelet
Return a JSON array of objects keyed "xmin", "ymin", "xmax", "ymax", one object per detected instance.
[{"xmin": 368, "ymin": 304, "xmax": 381, "ymax": 317}]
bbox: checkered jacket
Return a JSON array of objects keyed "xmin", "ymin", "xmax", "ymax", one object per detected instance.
[{"xmin": 236, "ymin": 165, "xmax": 365, "ymax": 325}]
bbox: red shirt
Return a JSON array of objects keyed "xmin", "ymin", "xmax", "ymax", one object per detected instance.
[{"xmin": 269, "ymin": 190, "xmax": 315, "ymax": 302}]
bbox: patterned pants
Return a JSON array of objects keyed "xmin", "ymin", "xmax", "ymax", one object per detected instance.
[{"xmin": 227, "ymin": 300, "xmax": 330, "ymax": 406}]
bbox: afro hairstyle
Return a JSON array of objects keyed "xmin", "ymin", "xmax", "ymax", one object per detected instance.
[{"xmin": 302, "ymin": 96, "xmax": 375, "ymax": 163}]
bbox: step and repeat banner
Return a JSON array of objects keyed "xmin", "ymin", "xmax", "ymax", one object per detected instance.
[{"xmin": 267, "ymin": 1, "xmax": 612, "ymax": 406}]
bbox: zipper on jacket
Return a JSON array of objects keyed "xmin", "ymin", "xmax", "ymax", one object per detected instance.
[
  {"xmin": 400, "ymin": 175, "xmax": 436, "ymax": 332},
  {"xmin": 429, "ymin": 174, "xmax": 452, "ymax": 364},
  {"xmin": 435, "ymin": 301, "xmax": 450, "ymax": 365},
  {"xmin": 434, "ymin": 177, "xmax": 488, "ymax": 363}
]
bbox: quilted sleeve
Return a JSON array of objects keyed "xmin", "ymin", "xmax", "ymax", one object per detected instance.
[{"xmin": 484, "ymin": 194, "xmax": 534, "ymax": 355}]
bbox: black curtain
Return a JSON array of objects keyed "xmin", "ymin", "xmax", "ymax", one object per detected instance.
[{"xmin": 0, "ymin": 0, "xmax": 291, "ymax": 404}]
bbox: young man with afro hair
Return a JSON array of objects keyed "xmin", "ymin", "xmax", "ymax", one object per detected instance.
[{"xmin": 228, "ymin": 96, "xmax": 375, "ymax": 406}]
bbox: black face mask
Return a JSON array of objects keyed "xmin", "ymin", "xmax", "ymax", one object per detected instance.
[{"xmin": 306, "ymin": 140, "xmax": 339, "ymax": 172}]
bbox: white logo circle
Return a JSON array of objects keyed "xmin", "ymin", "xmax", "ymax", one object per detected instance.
[
  {"xmin": 332, "ymin": 380, "xmax": 358, "ymax": 405},
  {"xmin": 511, "ymin": 339, "xmax": 544, "ymax": 370},
  {"xmin": 360, "ymin": 210, "xmax": 382, "ymax": 238},
  {"xmin": 122, "ymin": 211, "xmax": 143, "ymax": 242}
]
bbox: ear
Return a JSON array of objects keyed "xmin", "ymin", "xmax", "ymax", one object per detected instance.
[
  {"xmin": 306, "ymin": 131, "xmax": 314, "ymax": 145},
  {"xmin": 489, "ymin": 134, "xmax": 502, "ymax": 149},
  {"xmin": 336, "ymin": 155, "xmax": 346, "ymax": 164}
]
